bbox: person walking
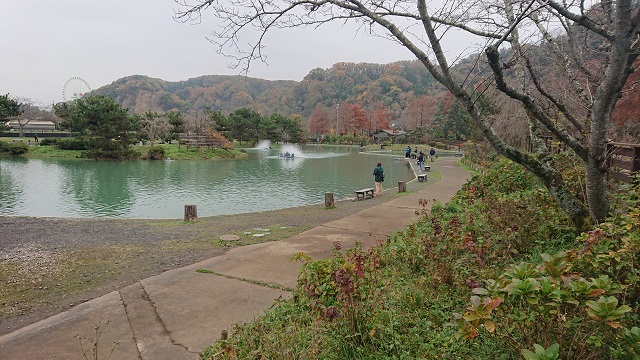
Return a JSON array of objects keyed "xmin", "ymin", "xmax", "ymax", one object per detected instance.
[
  {"xmin": 417, "ymin": 151, "xmax": 425, "ymax": 172},
  {"xmin": 429, "ymin": 147, "xmax": 436, "ymax": 162},
  {"xmin": 373, "ymin": 162, "xmax": 384, "ymax": 196}
]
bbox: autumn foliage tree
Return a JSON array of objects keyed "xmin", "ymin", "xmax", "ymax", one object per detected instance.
[
  {"xmin": 203, "ymin": 128, "xmax": 233, "ymax": 149},
  {"xmin": 369, "ymin": 101, "xmax": 392, "ymax": 132},
  {"xmin": 611, "ymin": 58, "xmax": 640, "ymax": 142},
  {"xmin": 307, "ymin": 105, "xmax": 329, "ymax": 137},
  {"xmin": 350, "ymin": 103, "xmax": 368, "ymax": 136},
  {"xmin": 406, "ymin": 95, "xmax": 438, "ymax": 130}
]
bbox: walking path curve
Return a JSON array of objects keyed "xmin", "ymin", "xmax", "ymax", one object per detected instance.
[{"xmin": 0, "ymin": 157, "xmax": 470, "ymax": 360}]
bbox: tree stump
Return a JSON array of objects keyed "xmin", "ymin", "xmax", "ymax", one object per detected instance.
[
  {"xmin": 184, "ymin": 204, "xmax": 198, "ymax": 222},
  {"xmin": 325, "ymin": 192, "xmax": 335, "ymax": 209},
  {"xmin": 398, "ymin": 181, "xmax": 406, "ymax": 193}
]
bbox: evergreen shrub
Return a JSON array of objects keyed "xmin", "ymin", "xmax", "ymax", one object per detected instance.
[
  {"xmin": 39, "ymin": 138, "xmax": 57, "ymax": 146},
  {"xmin": 145, "ymin": 146, "xmax": 165, "ymax": 160},
  {"xmin": 56, "ymin": 138, "xmax": 90, "ymax": 151},
  {"xmin": 5, "ymin": 142, "xmax": 28, "ymax": 155}
]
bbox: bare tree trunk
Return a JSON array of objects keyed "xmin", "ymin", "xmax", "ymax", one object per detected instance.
[{"xmin": 585, "ymin": 159, "xmax": 609, "ymax": 223}]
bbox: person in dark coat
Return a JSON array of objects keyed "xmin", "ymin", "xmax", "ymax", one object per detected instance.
[
  {"xmin": 405, "ymin": 146, "xmax": 411, "ymax": 158},
  {"xmin": 417, "ymin": 151, "xmax": 425, "ymax": 171},
  {"xmin": 373, "ymin": 162, "xmax": 384, "ymax": 196}
]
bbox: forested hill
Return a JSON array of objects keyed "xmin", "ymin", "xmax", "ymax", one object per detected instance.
[{"xmin": 91, "ymin": 60, "xmax": 444, "ymax": 117}]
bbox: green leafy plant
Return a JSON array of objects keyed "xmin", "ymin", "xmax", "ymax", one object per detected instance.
[
  {"xmin": 522, "ymin": 343, "xmax": 560, "ymax": 360},
  {"xmin": 585, "ymin": 296, "xmax": 632, "ymax": 328}
]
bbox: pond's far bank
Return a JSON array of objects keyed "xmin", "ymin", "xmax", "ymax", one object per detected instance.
[{"xmin": 11, "ymin": 142, "xmax": 248, "ymax": 161}]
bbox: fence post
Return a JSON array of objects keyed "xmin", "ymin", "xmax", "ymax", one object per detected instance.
[
  {"xmin": 398, "ymin": 181, "xmax": 406, "ymax": 193},
  {"xmin": 325, "ymin": 192, "xmax": 335, "ymax": 209},
  {"xmin": 184, "ymin": 204, "xmax": 198, "ymax": 222}
]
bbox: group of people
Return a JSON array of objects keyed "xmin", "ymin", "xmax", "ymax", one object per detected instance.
[
  {"xmin": 373, "ymin": 146, "xmax": 436, "ymax": 196},
  {"xmin": 405, "ymin": 146, "xmax": 435, "ymax": 172}
]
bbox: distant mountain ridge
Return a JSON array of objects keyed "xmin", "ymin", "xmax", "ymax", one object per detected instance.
[{"xmin": 91, "ymin": 60, "xmax": 444, "ymax": 118}]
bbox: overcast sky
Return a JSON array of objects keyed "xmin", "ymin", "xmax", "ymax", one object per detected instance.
[{"xmin": 1, "ymin": 0, "xmax": 476, "ymax": 107}]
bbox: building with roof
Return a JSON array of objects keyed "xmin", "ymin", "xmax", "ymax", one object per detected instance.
[{"xmin": 4, "ymin": 120, "xmax": 56, "ymax": 131}]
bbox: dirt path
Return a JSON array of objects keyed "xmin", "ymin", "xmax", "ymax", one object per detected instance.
[{"xmin": 0, "ymin": 191, "xmax": 412, "ymax": 335}]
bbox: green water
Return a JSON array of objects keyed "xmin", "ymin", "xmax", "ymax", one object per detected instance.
[{"xmin": 0, "ymin": 145, "xmax": 414, "ymax": 218}]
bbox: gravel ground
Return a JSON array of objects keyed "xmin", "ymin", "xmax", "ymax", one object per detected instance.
[{"xmin": 0, "ymin": 186, "xmax": 419, "ymax": 335}]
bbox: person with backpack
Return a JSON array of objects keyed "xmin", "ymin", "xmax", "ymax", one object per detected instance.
[{"xmin": 373, "ymin": 162, "xmax": 384, "ymax": 196}]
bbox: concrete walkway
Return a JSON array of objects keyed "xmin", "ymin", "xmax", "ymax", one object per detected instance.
[{"xmin": 0, "ymin": 157, "xmax": 470, "ymax": 360}]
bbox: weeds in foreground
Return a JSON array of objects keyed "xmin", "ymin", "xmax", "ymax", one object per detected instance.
[{"xmin": 76, "ymin": 320, "xmax": 120, "ymax": 360}]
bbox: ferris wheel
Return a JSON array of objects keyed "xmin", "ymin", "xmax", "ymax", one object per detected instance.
[{"xmin": 62, "ymin": 77, "xmax": 92, "ymax": 102}]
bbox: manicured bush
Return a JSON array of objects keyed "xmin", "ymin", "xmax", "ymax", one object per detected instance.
[
  {"xmin": 83, "ymin": 146, "xmax": 140, "ymax": 160},
  {"xmin": 56, "ymin": 138, "xmax": 90, "ymax": 150},
  {"xmin": 145, "ymin": 145, "xmax": 165, "ymax": 160},
  {"xmin": 39, "ymin": 138, "xmax": 57, "ymax": 146},
  {"xmin": 5, "ymin": 142, "xmax": 29, "ymax": 155}
]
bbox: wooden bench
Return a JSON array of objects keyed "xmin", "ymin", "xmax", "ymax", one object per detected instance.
[
  {"xmin": 355, "ymin": 188, "xmax": 375, "ymax": 200},
  {"xmin": 418, "ymin": 174, "xmax": 428, "ymax": 182}
]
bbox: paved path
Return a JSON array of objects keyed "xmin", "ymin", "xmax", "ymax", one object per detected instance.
[{"xmin": 0, "ymin": 157, "xmax": 469, "ymax": 360}]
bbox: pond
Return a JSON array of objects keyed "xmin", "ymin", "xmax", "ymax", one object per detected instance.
[{"xmin": 0, "ymin": 145, "xmax": 415, "ymax": 218}]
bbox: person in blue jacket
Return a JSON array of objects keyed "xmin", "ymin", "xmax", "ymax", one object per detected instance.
[
  {"xmin": 405, "ymin": 146, "xmax": 411, "ymax": 158},
  {"xmin": 373, "ymin": 162, "xmax": 384, "ymax": 196}
]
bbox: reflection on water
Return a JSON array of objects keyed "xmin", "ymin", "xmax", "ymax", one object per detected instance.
[
  {"xmin": 0, "ymin": 145, "xmax": 414, "ymax": 218},
  {"xmin": 58, "ymin": 160, "xmax": 136, "ymax": 217},
  {"xmin": 0, "ymin": 157, "xmax": 27, "ymax": 213}
]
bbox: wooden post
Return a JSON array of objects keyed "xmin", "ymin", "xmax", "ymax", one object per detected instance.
[
  {"xmin": 221, "ymin": 330, "xmax": 228, "ymax": 340},
  {"xmin": 398, "ymin": 181, "xmax": 406, "ymax": 193},
  {"xmin": 325, "ymin": 192, "xmax": 335, "ymax": 209},
  {"xmin": 184, "ymin": 204, "xmax": 198, "ymax": 222}
]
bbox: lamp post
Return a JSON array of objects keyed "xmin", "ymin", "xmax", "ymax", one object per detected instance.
[{"xmin": 391, "ymin": 123, "xmax": 395, "ymax": 145}]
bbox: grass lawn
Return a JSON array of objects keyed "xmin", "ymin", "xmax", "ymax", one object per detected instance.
[{"xmin": 0, "ymin": 139, "xmax": 248, "ymax": 160}]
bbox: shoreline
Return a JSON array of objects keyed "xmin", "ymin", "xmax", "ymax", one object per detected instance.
[{"xmin": 0, "ymin": 178, "xmax": 427, "ymax": 335}]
